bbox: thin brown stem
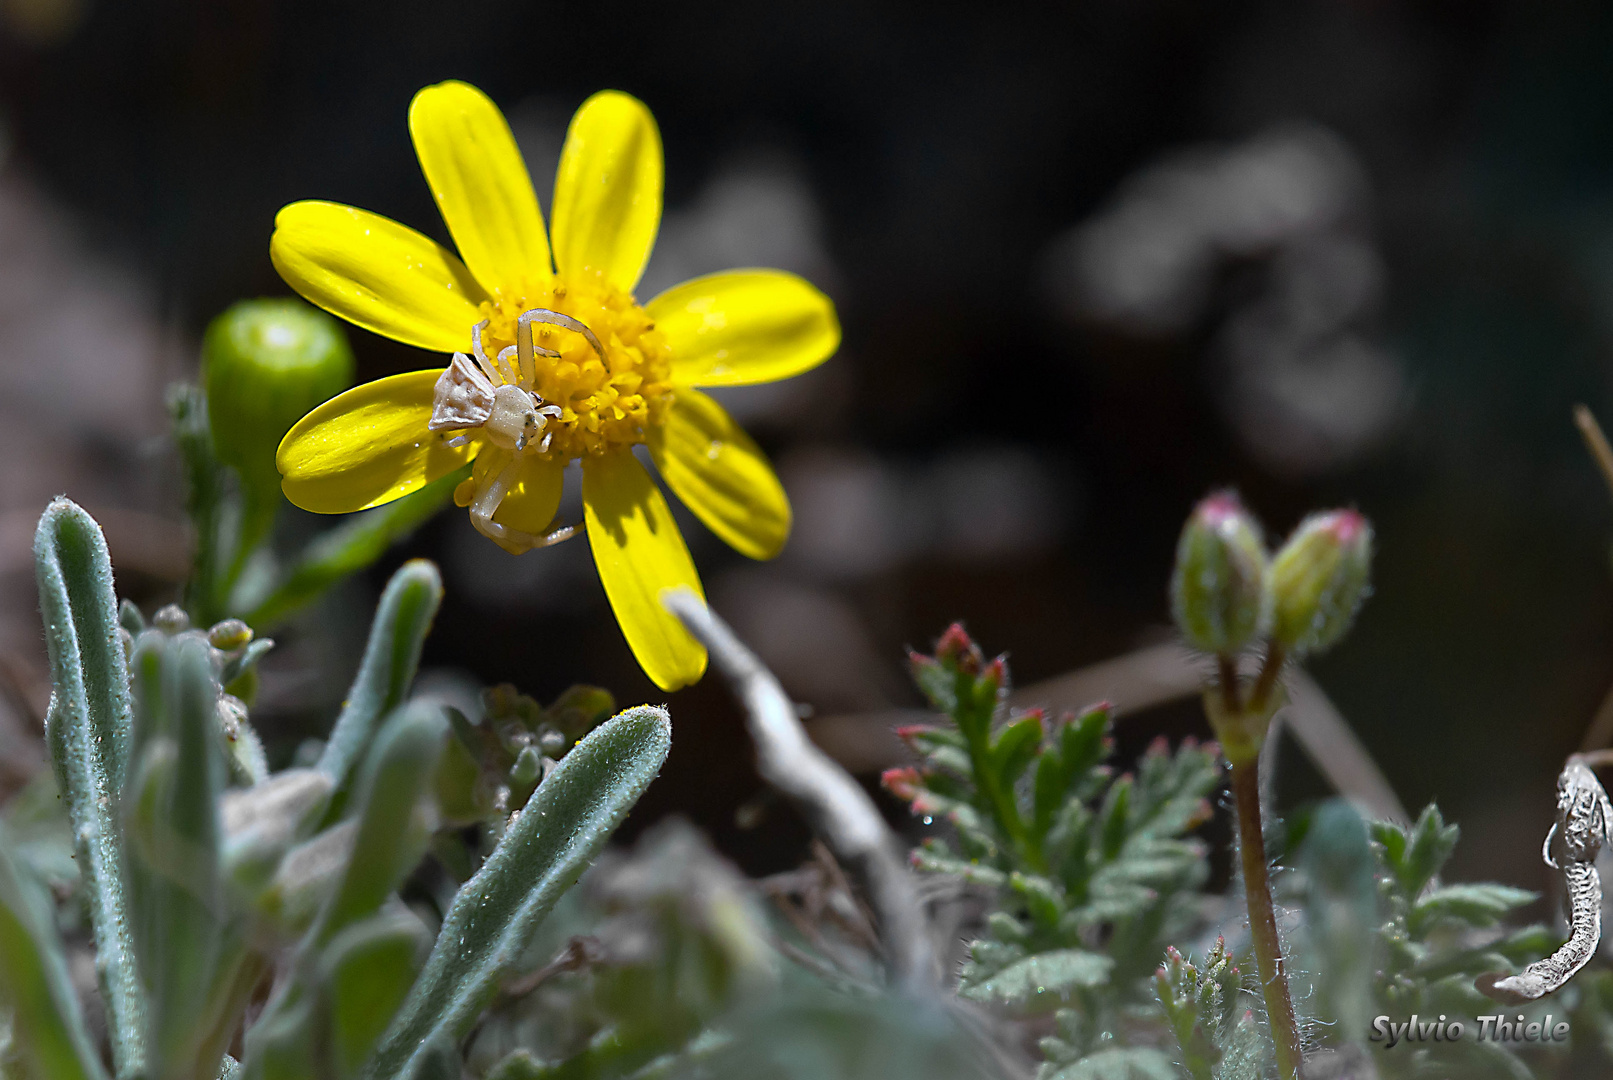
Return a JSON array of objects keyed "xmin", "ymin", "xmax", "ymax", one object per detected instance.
[
  {"xmin": 1217, "ymin": 654, "xmax": 1242, "ymax": 715},
  {"xmin": 1248, "ymin": 641, "xmax": 1287, "ymax": 716},
  {"xmin": 1575, "ymin": 404, "xmax": 1613, "ymax": 504},
  {"xmin": 1232, "ymin": 757, "xmax": 1302, "ymax": 1080}
]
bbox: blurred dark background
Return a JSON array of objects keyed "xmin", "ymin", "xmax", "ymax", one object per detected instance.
[{"xmin": 2, "ymin": 0, "xmax": 1612, "ymax": 891}]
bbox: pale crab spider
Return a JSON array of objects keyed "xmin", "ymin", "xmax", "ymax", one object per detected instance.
[{"xmin": 427, "ymin": 308, "xmax": 609, "ymax": 554}]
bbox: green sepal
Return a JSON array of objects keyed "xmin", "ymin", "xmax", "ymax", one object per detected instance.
[{"xmin": 220, "ymin": 638, "xmax": 274, "ymax": 694}]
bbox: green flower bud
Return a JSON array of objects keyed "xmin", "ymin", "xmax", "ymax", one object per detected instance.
[
  {"xmin": 201, "ymin": 298, "xmax": 354, "ymax": 493},
  {"xmin": 1170, "ymin": 492, "xmax": 1272, "ymax": 655},
  {"xmin": 1269, "ymin": 509, "xmax": 1373, "ymax": 657}
]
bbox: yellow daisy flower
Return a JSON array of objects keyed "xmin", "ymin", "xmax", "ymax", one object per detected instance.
[{"xmin": 270, "ymin": 81, "xmax": 840, "ymax": 690}]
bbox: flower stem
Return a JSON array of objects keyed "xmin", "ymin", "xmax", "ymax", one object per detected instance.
[
  {"xmin": 1248, "ymin": 641, "xmax": 1286, "ymax": 715},
  {"xmin": 1231, "ymin": 755, "xmax": 1301, "ymax": 1080},
  {"xmin": 1217, "ymin": 654, "xmax": 1242, "ymax": 714}
]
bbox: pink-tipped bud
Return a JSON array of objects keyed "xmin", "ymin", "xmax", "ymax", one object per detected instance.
[
  {"xmin": 881, "ymin": 766, "xmax": 924, "ymax": 802},
  {"xmin": 1170, "ymin": 491, "xmax": 1272, "ymax": 655},
  {"xmin": 934, "ymin": 622, "xmax": 980, "ymax": 671},
  {"xmin": 1269, "ymin": 509, "xmax": 1373, "ymax": 657}
]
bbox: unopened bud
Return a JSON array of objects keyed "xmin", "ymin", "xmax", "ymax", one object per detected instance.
[
  {"xmin": 202, "ymin": 298, "xmax": 354, "ymax": 494},
  {"xmin": 1269, "ymin": 509, "xmax": 1373, "ymax": 657},
  {"xmin": 1170, "ymin": 492, "xmax": 1271, "ymax": 655},
  {"xmin": 152, "ymin": 604, "xmax": 190, "ymax": 635},
  {"xmin": 207, "ymin": 618, "xmax": 254, "ymax": 651}
]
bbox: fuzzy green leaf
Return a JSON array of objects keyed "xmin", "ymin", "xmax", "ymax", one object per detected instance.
[
  {"xmin": 910, "ymin": 849, "xmax": 1008, "ymax": 889},
  {"xmin": 318, "ymin": 702, "xmax": 446, "ymax": 940},
  {"xmin": 909, "ymin": 656, "xmax": 956, "ymax": 713},
  {"xmin": 365, "ymin": 705, "xmax": 672, "ymax": 1080},
  {"xmin": 319, "ymin": 909, "xmax": 429, "ymax": 1080},
  {"xmin": 1215, "ymin": 1011, "xmax": 1271, "ymax": 1080},
  {"xmin": 126, "ymin": 632, "xmax": 249, "ymax": 1080},
  {"xmin": 0, "ymin": 821, "xmax": 108, "ymax": 1080},
  {"xmin": 32, "ymin": 498, "xmax": 145, "ymax": 1076},
  {"xmin": 992, "ymin": 713, "xmax": 1045, "ymax": 788},
  {"xmin": 315, "ymin": 560, "xmax": 443, "ymax": 807},
  {"xmin": 959, "ymin": 948, "xmax": 1112, "ymax": 1013},
  {"xmin": 1372, "ymin": 804, "xmax": 1458, "ymax": 899},
  {"xmin": 1011, "ymin": 871, "xmax": 1066, "ymax": 930},
  {"xmin": 1098, "ymin": 776, "xmax": 1133, "ymax": 861},
  {"xmin": 1409, "ymin": 883, "xmax": 1537, "ymax": 936},
  {"xmin": 242, "ymin": 703, "xmax": 446, "ymax": 1080}
]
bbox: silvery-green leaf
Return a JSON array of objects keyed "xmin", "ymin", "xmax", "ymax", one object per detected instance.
[
  {"xmin": 0, "ymin": 820, "xmax": 107, "ymax": 1080},
  {"xmin": 958, "ymin": 948, "xmax": 1112, "ymax": 1013},
  {"xmin": 314, "ymin": 561, "xmax": 443, "ymax": 813},
  {"xmin": 366, "ymin": 705, "xmax": 671, "ymax": 1080},
  {"xmin": 32, "ymin": 498, "xmax": 144, "ymax": 1074}
]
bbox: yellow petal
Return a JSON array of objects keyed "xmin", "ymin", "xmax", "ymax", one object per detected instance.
[
  {"xmin": 277, "ymin": 370, "xmax": 480, "ymax": 513},
  {"xmin": 649, "ymin": 389, "xmax": 790, "ymax": 559},
  {"xmin": 409, "ymin": 81, "xmax": 551, "ymax": 297},
  {"xmin": 270, "ymin": 201, "xmax": 487, "ymax": 353},
  {"xmin": 493, "ymin": 454, "xmax": 564, "ymax": 534},
  {"xmin": 582, "ymin": 451, "xmax": 707, "ymax": 690},
  {"xmin": 550, "ymin": 91, "xmax": 662, "ymax": 292},
  {"xmin": 646, "ymin": 270, "xmax": 840, "ymax": 387}
]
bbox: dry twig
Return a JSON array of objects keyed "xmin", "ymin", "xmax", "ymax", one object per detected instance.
[{"xmin": 663, "ymin": 588, "xmax": 938, "ymax": 992}]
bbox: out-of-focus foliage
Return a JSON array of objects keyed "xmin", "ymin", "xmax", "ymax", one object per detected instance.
[
  {"xmin": 884, "ymin": 623, "xmax": 1220, "ymax": 1078},
  {"xmin": 436, "ymin": 682, "xmax": 617, "ymax": 826},
  {"xmin": 466, "ymin": 820, "xmax": 994, "ymax": 1080},
  {"xmin": 1286, "ymin": 801, "xmax": 1565, "ymax": 1079},
  {"xmin": 6, "ymin": 499, "xmax": 672, "ymax": 1080}
]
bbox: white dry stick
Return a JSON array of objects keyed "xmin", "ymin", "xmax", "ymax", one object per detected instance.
[
  {"xmin": 1477, "ymin": 756, "xmax": 1612, "ymax": 1002},
  {"xmin": 662, "ymin": 588, "xmax": 939, "ymax": 992}
]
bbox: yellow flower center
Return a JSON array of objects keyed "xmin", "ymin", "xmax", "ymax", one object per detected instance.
[{"xmin": 474, "ymin": 272, "xmax": 673, "ymax": 460}]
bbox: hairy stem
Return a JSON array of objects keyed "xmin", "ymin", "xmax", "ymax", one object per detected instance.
[
  {"xmin": 1248, "ymin": 641, "xmax": 1286, "ymax": 715},
  {"xmin": 1231, "ymin": 757, "xmax": 1301, "ymax": 1080},
  {"xmin": 1217, "ymin": 654, "xmax": 1241, "ymax": 714}
]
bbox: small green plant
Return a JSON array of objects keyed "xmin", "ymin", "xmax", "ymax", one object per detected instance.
[
  {"xmin": 1344, "ymin": 803, "xmax": 1555, "ymax": 1078},
  {"xmin": 1171, "ymin": 493, "xmax": 1373, "ymax": 1080},
  {"xmin": 1153, "ymin": 939, "xmax": 1269, "ymax": 1080},
  {"xmin": 883, "ymin": 624, "xmax": 1221, "ymax": 1077},
  {"xmin": 0, "ymin": 499, "xmax": 670, "ymax": 1080}
]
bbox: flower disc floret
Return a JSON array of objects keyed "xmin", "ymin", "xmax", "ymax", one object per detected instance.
[{"xmin": 473, "ymin": 275, "xmax": 673, "ymax": 460}]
